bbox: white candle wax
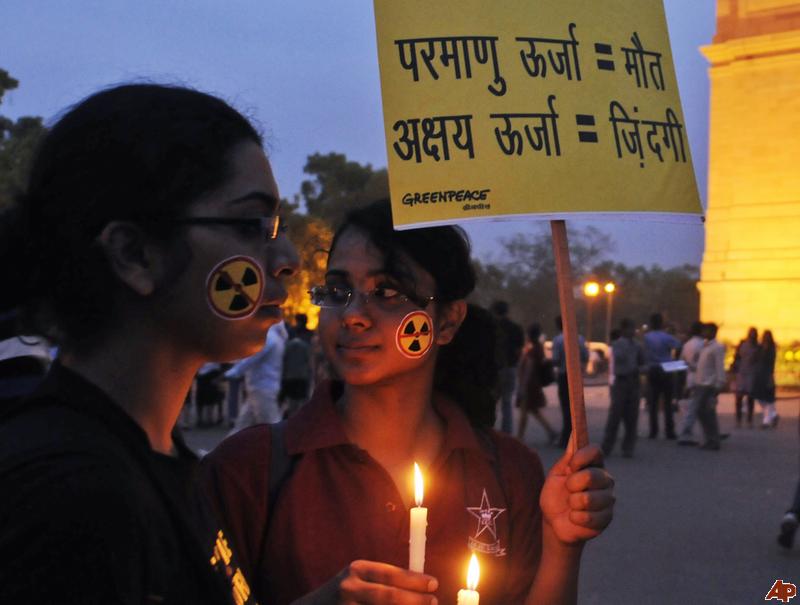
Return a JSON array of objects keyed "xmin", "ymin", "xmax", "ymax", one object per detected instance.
[
  {"xmin": 409, "ymin": 463, "xmax": 427, "ymax": 572},
  {"xmin": 457, "ymin": 589, "xmax": 480, "ymax": 605},
  {"xmin": 409, "ymin": 505, "xmax": 427, "ymax": 572}
]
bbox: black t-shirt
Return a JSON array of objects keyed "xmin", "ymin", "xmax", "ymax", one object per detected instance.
[{"xmin": 0, "ymin": 363, "xmax": 259, "ymax": 605}]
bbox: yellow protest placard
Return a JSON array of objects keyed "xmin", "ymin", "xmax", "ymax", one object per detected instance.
[{"xmin": 373, "ymin": 0, "xmax": 703, "ymax": 229}]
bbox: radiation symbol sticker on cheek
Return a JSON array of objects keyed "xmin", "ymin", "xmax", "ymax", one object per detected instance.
[
  {"xmin": 206, "ymin": 256, "xmax": 265, "ymax": 320},
  {"xmin": 396, "ymin": 311, "xmax": 434, "ymax": 359}
]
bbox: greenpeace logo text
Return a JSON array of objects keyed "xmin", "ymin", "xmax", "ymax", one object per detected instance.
[{"xmin": 401, "ymin": 189, "xmax": 491, "ymax": 206}]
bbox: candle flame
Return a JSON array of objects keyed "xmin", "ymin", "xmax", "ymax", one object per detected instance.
[
  {"xmin": 467, "ymin": 553, "xmax": 479, "ymax": 591},
  {"xmin": 414, "ymin": 462, "xmax": 424, "ymax": 506}
]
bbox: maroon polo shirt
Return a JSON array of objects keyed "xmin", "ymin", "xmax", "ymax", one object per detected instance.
[{"xmin": 202, "ymin": 383, "xmax": 545, "ymax": 605}]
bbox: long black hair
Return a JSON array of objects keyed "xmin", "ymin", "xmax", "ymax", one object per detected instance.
[
  {"xmin": 0, "ymin": 83, "xmax": 262, "ymax": 348},
  {"xmin": 329, "ymin": 199, "xmax": 498, "ymax": 427}
]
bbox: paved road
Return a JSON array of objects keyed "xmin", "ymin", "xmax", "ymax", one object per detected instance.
[{"xmin": 184, "ymin": 386, "xmax": 800, "ymax": 605}]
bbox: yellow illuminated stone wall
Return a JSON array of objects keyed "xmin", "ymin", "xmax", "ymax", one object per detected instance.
[{"xmin": 699, "ymin": 0, "xmax": 800, "ymax": 349}]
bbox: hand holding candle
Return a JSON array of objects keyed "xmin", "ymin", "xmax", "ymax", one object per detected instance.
[
  {"xmin": 457, "ymin": 553, "xmax": 480, "ymax": 605},
  {"xmin": 409, "ymin": 462, "xmax": 427, "ymax": 572}
]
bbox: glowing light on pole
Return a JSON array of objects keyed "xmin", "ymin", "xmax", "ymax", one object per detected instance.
[
  {"xmin": 604, "ymin": 282, "xmax": 616, "ymax": 343},
  {"xmin": 583, "ymin": 281, "xmax": 600, "ymax": 343}
]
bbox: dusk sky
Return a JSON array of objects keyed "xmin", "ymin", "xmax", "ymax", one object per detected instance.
[{"xmin": 0, "ymin": 1, "xmax": 717, "ymax": 268}]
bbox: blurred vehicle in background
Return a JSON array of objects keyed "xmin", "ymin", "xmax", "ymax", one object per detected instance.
[{"xmin": 544, "ymin": 341, "xmax": 609, "ymax": 377}]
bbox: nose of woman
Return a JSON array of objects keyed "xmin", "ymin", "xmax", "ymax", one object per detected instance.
[
  {"xmin": 266, "ymin": 233, "xmax": 299, "ymax": 280},
  {"xmin": 339, "ymin": 290, "xmax": 374, "ymax": 330}
]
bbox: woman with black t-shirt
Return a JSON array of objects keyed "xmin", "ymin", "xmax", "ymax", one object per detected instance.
[{"xmin": 0, "ymin": 84, "xmax": 298, "ymax": 604}]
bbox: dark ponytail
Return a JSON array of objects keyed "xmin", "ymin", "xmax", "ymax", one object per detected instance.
[
  {"xmin": 433, "ymin": 304, "xmax": 499, "ymax": 427},
  {"xmin": 330, "ymin": 199, "xmax": 498, "ymax": 427}
]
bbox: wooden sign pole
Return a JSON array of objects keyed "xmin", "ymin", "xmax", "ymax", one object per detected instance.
[{"xmin": 550, "ymin": 220, "xmax": 588, "ymax": 453}]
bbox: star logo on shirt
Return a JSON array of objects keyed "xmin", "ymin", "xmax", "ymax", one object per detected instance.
[{"xmin": 466, "ymin": 489, "xmax": 506, "ymax": 541}]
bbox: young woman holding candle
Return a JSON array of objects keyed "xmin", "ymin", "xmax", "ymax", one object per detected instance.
[
  {"xmin": 0, "ymin": 83, "xmax": 298, "ymax": 604},
  {"xmin": 203, "ymin": 199, "xmax": 615, "ymax": 605}
]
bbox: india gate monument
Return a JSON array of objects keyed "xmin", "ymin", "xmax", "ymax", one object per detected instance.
[
  {"xmin": 699, "ymin": 0, "xmax": 800, "ymax": 346},
  {"xmin": 699, "ymin": 0, "xmax": 800, "ymax": 344}
]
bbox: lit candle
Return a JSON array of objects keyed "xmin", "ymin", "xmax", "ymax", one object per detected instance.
[
  {"xmin": 409, "ymin": 462, "xmax": 427, "ymax": 572},
  {"xmin": 457, "ymin": 553, "xmax": 480, "ymax": 605}
]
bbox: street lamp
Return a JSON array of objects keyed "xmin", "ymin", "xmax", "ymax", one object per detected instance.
[
  {"xmin": 604, "ymin": 282, "xmax": 616, "ymax": 343},
  {"xmin": 583, "ymin": 281, "xmax": 600, "ymax": 343}
]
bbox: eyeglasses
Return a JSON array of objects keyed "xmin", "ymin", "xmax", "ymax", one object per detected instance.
[
  {"xmin": 309, "ymin": 285, "xmax": 435, "ymax": 311},
  {"xmin": 172, "ymin": 215, "xmax": 285, "ymax": 240}
]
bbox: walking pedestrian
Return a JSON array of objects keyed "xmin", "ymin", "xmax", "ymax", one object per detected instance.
[
  {"xmin": 692, "ymin": 323, "xmax": 727, "ymax": 451},
  {"xmin": 643, "ymin": 313, "xmax": 681, "ymax": 439},
  {"xmin": 0, "ymin": 84, "xmax": 299, "ymax": 604},
  {"xmin": 195, "ymin": 362, "xmax": 227, "ymax": 427},
  {"xmin": 226, "ymin": 320, "xmax": 289, "ymax": 432},
  {"xmin": 777, "ymin": 406, "xmax": 800, "ymax": 549},
  {"xmin": 778, "ymin": 484, "xmax": 800, "ymax": 549},
  {"xmin": 291, "ymin": 312, "xmax": 314, "ymax": 344},
  {"xmin": 677, "ymin": 321, "xmax": 706, "ymax": 445},
  {"xmin": 515, "ymin": 323, "xmax": 558, "ymax": 443},
  {"xmin": 753, "ymin": 329, "xmax": 778, "ymax": 428},
  {"xmin": 491, "ymin": 300, "xmax": 524, "ymax": 434},
  {"xmin": 601, "ymin": 318, "xmax": 645, "ymax": 458},
  {"xmin": 279, "ymin": 325, "xmax": 312, "ymax": 417},
  {"xmin": 552, "ymin": 315, "xmax": 589, "ymax": 448},
  {"xmin": 732, "ymin": 327, "xmax": 760, "ymax": 428}
]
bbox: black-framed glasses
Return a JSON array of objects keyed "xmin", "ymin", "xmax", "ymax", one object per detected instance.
[
  {"xmin": 172, "ymin": 215, "xmax": 284, "ymax": 240},
  {"xmin": 309, "ymin": 285, "xmax": 435, "ymax": 311}
]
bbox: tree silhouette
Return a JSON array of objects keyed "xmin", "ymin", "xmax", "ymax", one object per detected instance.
[
  {"xmin": 300, "ymin": 152, "xmax": 388, "ymax": 227},
  {"xmin": 0, "ymin": 68, "xmax": 46, "ymax": 209}
]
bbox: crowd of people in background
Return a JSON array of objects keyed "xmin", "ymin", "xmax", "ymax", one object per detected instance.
[
  {"xmin": 494, "ymin": 303, "xmax": 796, "ymax": 552},
  {"xmin": 173, "ymin": 313, "xmax": 316, "ymax": 432},
  {"xmin": 500, "ymin": 309, "xmax": 782, "ymax": 452}
]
